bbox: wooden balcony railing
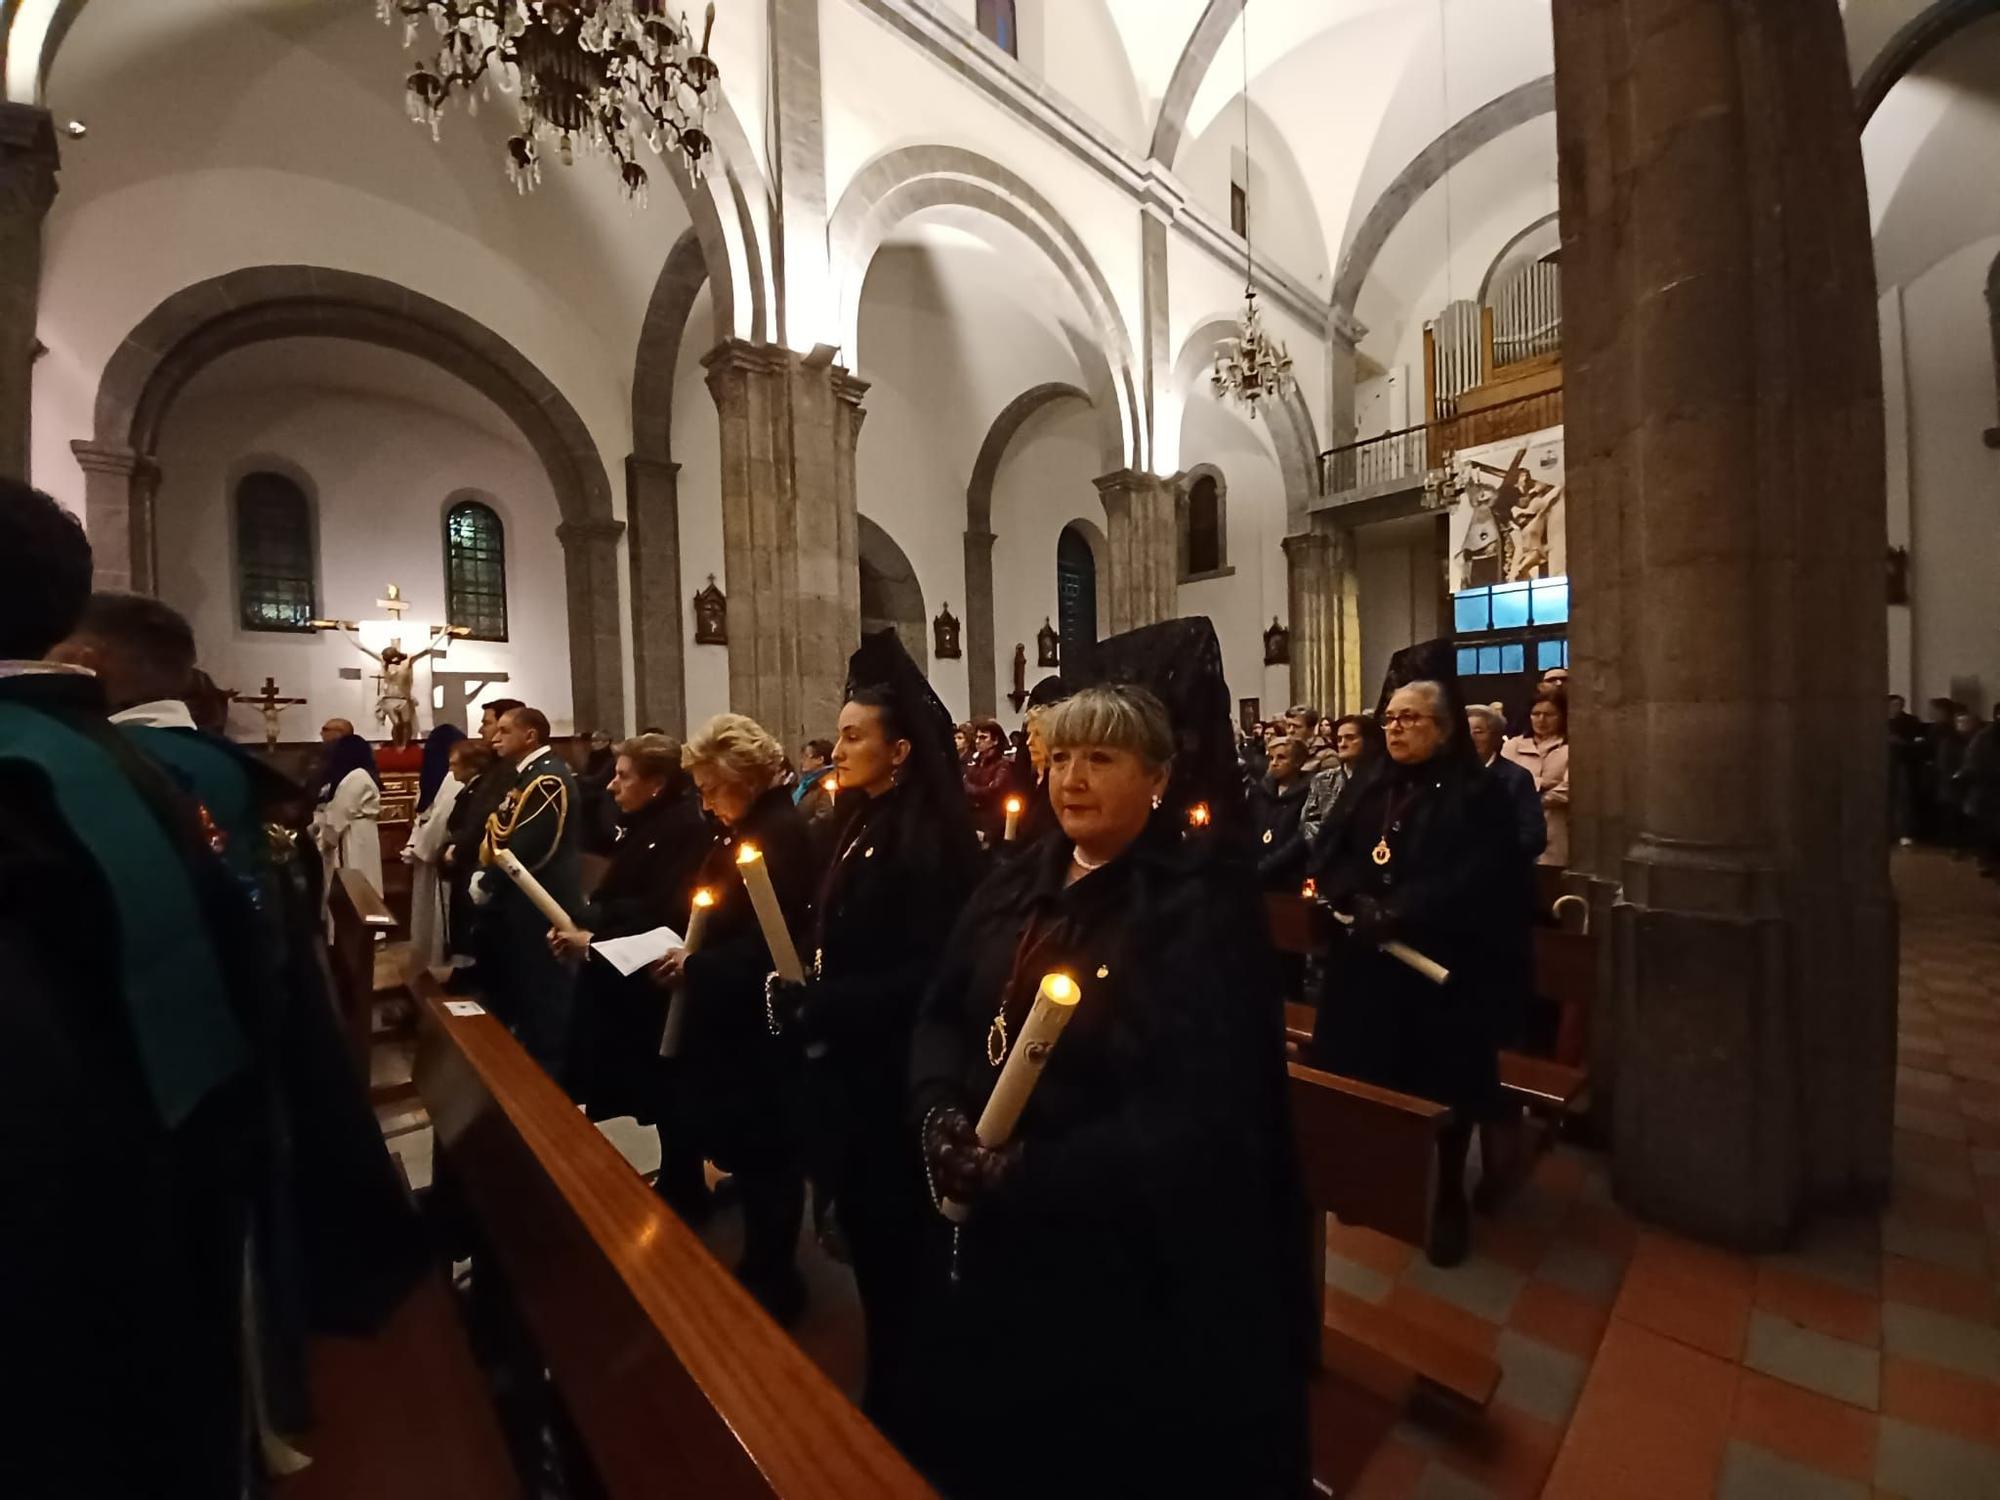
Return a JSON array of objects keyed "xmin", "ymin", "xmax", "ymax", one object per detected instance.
[{"xmin": 1321, "ymin": 384, "xmax": 1564, "ymax": 503}]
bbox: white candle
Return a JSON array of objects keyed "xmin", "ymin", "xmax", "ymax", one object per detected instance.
[
  {"xmin": 734, "ymin": 843, "xmax": 805, "ymax": 982},
  {"xmin": 494, "ymin": 847, "xmax": 581, "ymax": 939},
  {"xmin": 659, "ymin": 888, "xmax": 715, "ymax": 1059},
  {"xmin": 1329, "ymin": 910, "xmax": 1451, "ymax": 985},
  {"xmin": 1003, "ymin": 795, "xmax": 1023, "ymax": 842},
  {"xmin": 941, "ymin": 971, "xmax": 1081, "ymax": 1223}
]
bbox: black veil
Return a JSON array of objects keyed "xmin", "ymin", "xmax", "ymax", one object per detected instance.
[
  {"xmin": 1375, "ymin": 636, "xmax": 1477, "ymax": 768},
  {"xmin": 845, "ymin": 629, "xmax": 982, "ymax": 874},
  {"xmin": 1073, "ymin": 616, "xmax": 1247, "ymax": 834}
]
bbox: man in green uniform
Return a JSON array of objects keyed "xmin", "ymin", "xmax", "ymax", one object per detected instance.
[{"xmin": 479, "ymin": 703, "xmax": 583, "ymax": 1085}]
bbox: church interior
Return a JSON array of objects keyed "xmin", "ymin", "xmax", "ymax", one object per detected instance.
[{"xmin": 2, "ymin": 0, "xmax": 1998, "ymax": 1496}]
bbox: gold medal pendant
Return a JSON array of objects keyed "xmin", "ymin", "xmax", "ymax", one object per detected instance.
[
  {"xmin": 1371, "ymin": 838, "xmax": 1393, "ymax": 867},
  {"xmin": 986, "ymin": 1012, "xmax": 1009, "ymax": 1068}
]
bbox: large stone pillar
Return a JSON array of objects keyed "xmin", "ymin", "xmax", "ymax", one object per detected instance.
[
  {"xmin": 1555, "ymin": 0, "xmax": 1893, "ymax": 1247},
  {"xmin": 1282, "ymin": 514, "xmax": 1362, "ymax": 716},
  {"xmin": 71, "ymin": 440, "xmax": 159, "ymax": 593},
  {"xmin": 963, "ymin": 525, "xmax": 997, "ymax": 720},
  {"xmin": 0, "ymin": 105, "xmax": 57, "ymax": 481},
  {"xmin": 1094, "ymin": 469, "xmax": 1178, "ymax": 634},
  {"xmin": 556, "ymin": 517, "xmax": 628, "ymax": 734},
  {"xmin": 625, "ymin": 454, "xmax": 686, "ymax": 734},
  {"xmin": 703, "ymin": 339, "xmax": 866, "ymax": 745}
]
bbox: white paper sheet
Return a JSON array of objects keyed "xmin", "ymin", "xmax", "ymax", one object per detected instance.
[
  {"xmin": 444, "ymin": 1000, "xmax": 486, "ymax": 1018},
  {"xmin": 590, "ymin": 926, "xmax": 685, "ymax": 977}
]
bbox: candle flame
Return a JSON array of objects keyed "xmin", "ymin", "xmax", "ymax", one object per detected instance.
[
  {"xmin": 1187, "ymin": 802, "xmax": 1212, "ymax": 827},
  {"xmin": 1005, "ymin": 796, "xmax": 1023, "ymax": 814},
  {"xmin": 1301, "ymin": 878, "xmax": 1317, "ymax": 900},
  {"xmin": 692, "ymin": 888, "xmax": 716, "ymax": 909},
  {"xmin": 735, "ymin": 843, "xmax": 763, "ymax": 866},
  {"xmin": 1041, "ymin": 972, "xmax": 1080, "ymax": 1006}
]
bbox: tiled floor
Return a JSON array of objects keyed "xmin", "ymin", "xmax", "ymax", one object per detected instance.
[{"xmin": 1343, "ymin": 851, "xmax": 2000, "ymax": 1500}]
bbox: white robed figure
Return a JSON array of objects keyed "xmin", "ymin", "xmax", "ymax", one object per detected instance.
[{"xmin": 313, "ymin": 731, "xmax": 385, "ymax": 910}]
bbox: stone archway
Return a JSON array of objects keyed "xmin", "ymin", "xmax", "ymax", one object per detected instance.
[
  {"xmin": 79, "ymin": 264, "xmax": 626, "ymax": 732},
  {"xmin": 1856, "ymin": 0, "xmax": 2000, "ymax": 122},
  {"xmin": 857, "ymin": 514, "xmax": 927, "ymax": 673}
]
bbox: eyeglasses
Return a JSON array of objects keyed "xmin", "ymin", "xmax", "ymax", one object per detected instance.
[{"xmin": 1381, "ymin": 711, "xmax": 1436, "ymax": 729}]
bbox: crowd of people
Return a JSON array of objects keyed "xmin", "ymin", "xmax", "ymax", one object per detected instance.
[
  {"xmin": 3, "ymin": 466, "xmax": 1603, "ymax": 1499},
  {"xmin": 1890, "ymin": 692, "xmax": 2000, "ymax": 876}
]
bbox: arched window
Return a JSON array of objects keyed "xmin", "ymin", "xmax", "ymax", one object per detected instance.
[
  {"xmin": 444, "ymin": 498, "xmax": 508, "ymax": 640},
  {"xmin": 235, "ymin": 470, "xmax": 317, "ymax": 631},
  {"xmin": 1057, "ymin": 524, "xmax": 1097, "ymax": 664},
  {"xmin": 977, "ymin": 0, "xmax": 1018, "ymax": 58},
  {"xmin": 1179, "ymin": 466, "xmax": 1230, "ymax": 580}
]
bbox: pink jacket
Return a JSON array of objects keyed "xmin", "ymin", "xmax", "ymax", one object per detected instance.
[{"xmin": 1502, "ymin": 734, "xmax": 1570, "ymax": 867}]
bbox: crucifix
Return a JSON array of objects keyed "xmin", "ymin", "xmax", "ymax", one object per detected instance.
[
  {"xmin": 310, "ymin": 583, "xmax": 467, "ymax": 750},
  {"xmin": 238, "ymin": 676, "xmax": 308, "ymax": 750}
]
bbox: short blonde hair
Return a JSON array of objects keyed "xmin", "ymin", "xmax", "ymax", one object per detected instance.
[
  {"xmin": 617, "ymin": 732, "xmax": 684, "ymax": 786},
  {"xmin": 682, "ymin": 713, "xmax": 786, "ymax": 790},
  {"xmin": 1042, "ymin": 684, "xmax": 1174, "ymax": 768}
]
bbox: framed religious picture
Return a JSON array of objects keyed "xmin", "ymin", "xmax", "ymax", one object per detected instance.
[
  {"xmin": 1239, "ymin": 698, "xmax": 1260, "ymax": 736},
  {"xmin": 1263, "ymin": 616, "xmax": 1290, "ymax": 666},
  {"xmin": 933, "ymin": 602, "xmax": 962, "ymax": 659},
  {"xmin": 692, "ymin": 575, "xmax": 728, "ymax": 645},
  {"xmin": 1036, "ymin": 616, "xmax": 1060, "ymax": 668}
]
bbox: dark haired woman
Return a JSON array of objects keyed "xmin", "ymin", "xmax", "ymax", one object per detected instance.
[
  {"xmin": 767, "ymin": 633, "xmax": 980, "ymax": 1433},
  {"xmin": 961, "ymin": 717, "xmax": 1012, "ymax": 847},
  {"xmin": 906, "ymin": 681, "xmax": 1308, "ymax": 1500}
]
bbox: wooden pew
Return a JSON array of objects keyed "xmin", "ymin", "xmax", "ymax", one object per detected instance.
[
  {"xmin": 1288, "ymin": 1063, "xmax": 1501, "ymax": 1419},
  {"xmin": 329, "ymin": 866, "xmax": 397, "ymax": 1076},
  {"xmin": 411, "ymin": 975, "xmax": 936, "ymax": 1500}
]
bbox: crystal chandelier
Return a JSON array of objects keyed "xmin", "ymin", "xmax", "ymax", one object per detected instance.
[
  {"xmin": 378, "ymin": 0, "xmax": 721, "ymax": 203},
  {"xmin": 1210, "ymin": 5, "xmax": 1293, "ymax": 417}
]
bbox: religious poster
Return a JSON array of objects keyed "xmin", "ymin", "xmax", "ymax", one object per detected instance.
[{"xmin": 1445, "ymin": 425, "xmax": 1567, "ymax": 593}]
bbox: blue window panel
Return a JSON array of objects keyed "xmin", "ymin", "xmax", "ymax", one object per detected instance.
[
  {"xmin": 1490, "ymin": 582, "xmax": 1532, "ymax": 629},
  {"xmin": 1457, "ymin": 647, "xmax": 1480, "ymax": 677},
  {"xmin": 1538, "ymin": 637, "xmax": 1567, "ymax": 671},
  {"xmin": 1477, "ymin": 645, "xmax": 1503, "ymax": 675},
  {"xmin": 1453, "ymin": 588, "xmax": 1491, "ymax": 633},
  {"xmin": 1499, "ymin": 643, "xmax": 1526, "ymax": 674},
  {"xmin": 1532, "ymin": 576, "xmax": 1571, "ymax": 624}
]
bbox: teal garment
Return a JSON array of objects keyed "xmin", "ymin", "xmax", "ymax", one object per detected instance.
[
  {"xmin": 0, "ymin": 702, "xmax": 248, "ymax": 1127},
  {"xmin": 121, "ymin": 724, "xmax": 263, "ymax": 885}
]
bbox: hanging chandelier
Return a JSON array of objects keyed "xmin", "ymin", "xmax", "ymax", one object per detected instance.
[
  {"xmin": 1211, "ymin": 5, "xmax": 1293, "ymax": 417},
  {"xmin": 378, "ymin": 0, "xmax": 720, "ymax": 203}
]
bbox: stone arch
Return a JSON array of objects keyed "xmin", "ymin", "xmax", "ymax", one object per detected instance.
[
  {"xmin": 1169, "ymin": 317, "xmax": 1320, "ymax": 532},
  {"xmin": 78, "ymin": 264, "xmax": 626, "ymax": 731},
  {"xmin": 962, "ymin": 381, "xmax": 1093, "ymax": 718},
  {"xmin": 857, "ymin": 514, "xmax": 928, "ymax": 674},
  {"xmin": 1478, "ymin": 210, "xmax": 1562, "ymax": 307},
  {"xmin": 1146, "ymin": 0, "xmax": 1244, "ymax": 168},
  {"xmin": 828, "ymin": 144, "xmax": 1145, "ymax": 472},
  {"xmin": 1057, "ymin": 516, "xmax": 1108, "ymax": 663},
  {"xmin": 1857, "ymin": 0, "xmax": 2000, "ymax": 123}
]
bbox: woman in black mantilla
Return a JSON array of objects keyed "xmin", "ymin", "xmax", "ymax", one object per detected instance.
[
  {"xmin": 651, "ymin": 714, "xmax": 816, "ymax": 1322},
  {"xmin": 1307, "ymin": 640, "xmax": 1534, "ymax": 1266},
  {"xmin": 766, "ymin": 631, "xmax": 981, "ymax": 1434},
  {"xmin": 905, "ymin": 631, "xmax": 1309, "ymax": 1500}
]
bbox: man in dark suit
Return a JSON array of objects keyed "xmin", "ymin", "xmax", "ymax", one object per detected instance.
[
  {"xmin": 1467, "ymin": 705, "xmax": 1547, "ymax": 863},
  {"xmin": 479, "ymin": 704, "xmax": 583, "ymax": 1085}
]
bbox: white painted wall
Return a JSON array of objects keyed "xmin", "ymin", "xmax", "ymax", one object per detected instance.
[
  {"xmin": 152, "ymin": 340, "xmax": 573, "ymax": 741},
  {"xmin": 672, "ymin": 286, "xmax": 732, "ymax": 732}
]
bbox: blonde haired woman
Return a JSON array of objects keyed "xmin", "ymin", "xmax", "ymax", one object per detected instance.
[{"xmin": 651, "ymin": 713, "xmax": 816, "ymax": 1322}]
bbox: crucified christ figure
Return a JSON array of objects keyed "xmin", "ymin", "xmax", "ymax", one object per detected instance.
[{"xmin": 330, "ymin": 623, "xmax": 456, "ymax": 749}]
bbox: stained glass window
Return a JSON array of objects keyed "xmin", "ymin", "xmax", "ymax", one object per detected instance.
[
  {"xmin": 445, "ymin": 499, "xmax": 508, "ymax": 641},
  {"xmin": 977, "ymin": 0, "xmax": 1017, "ymax": 57},
  {"xmin": 236, "ymin": 471, "xmax": 317, "ymax": 632},
  {"xmin": 1186, "ymin": 473, "xmax": 1224, "ymax": 576}
]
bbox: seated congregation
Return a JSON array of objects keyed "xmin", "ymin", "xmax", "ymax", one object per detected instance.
[{"xmin": 3, "ymin": 478, "xmax": 1590, "ymax": 1499}]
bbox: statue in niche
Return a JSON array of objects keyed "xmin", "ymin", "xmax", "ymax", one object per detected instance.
[
  {"xmin": 1263, "ymin": 617, "xmax": 1290, "ymax": 667},
  {"xmin": 1239, "ymin": 698, "xmax": 1261, "ymax": 736},
  {"xmin": 933, "ymin": 602, "xmax": 962, "ymax": 660},
  {"xmin": 1036, "ymin": 617, "xmax": 1061, "ymax": 669},
  {"xmin": 1008, "ymin": 643, "xmax": 1029, "ymax": 713},
  {"xmin": 692, "ymin": 575, "xmax": 728, "ymax": 645}
]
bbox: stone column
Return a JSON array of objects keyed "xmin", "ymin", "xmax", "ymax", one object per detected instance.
[
  {"xmin": 1282, "ymin": 515, "xmax": 1361, "ymax": 716},
  {"xmin": 71, "ymin": 440, "xmax": 159, "ymax": 593},
  {"xmin": 556, "ymin": 517, "xmax": 628, "ymax": 734},
  {"xmin": 1094, "ymin": 469, "xmax": 1178, "ymax": 635},
  {"xmin": 963, "ymin": 525, "xmax": 997, "ymax": 720},
  {"xmin": 0, "ymin": 106, "xmax": 56, "ymax": 481},
  {"xmin": 625, "ymin": 454, "xmax": 686, "ymax": 734},
  {"xmin": 1555, "ymin": 0, "xmax": 1893, "ymax": 1246},
  {"xmin": 703, "ymin": 339, "xmax": 865, "ymax": 745}
]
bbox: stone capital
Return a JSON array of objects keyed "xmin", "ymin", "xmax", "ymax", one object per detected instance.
[
  {"xmin": 700, "ymin": 337, "xmax": 793, "ymax": 382},
  {"xmin": 0, "ymin": 104, "xmax": 58, "ymax": 220},
  {"xmin": 1092, "ymin": 467, "xmax": 1175, "ymax": 504},
  {"xmin": 70, "ymin": 439, "xmax": 157, "ymax": 481},
  {"xmin": 625, "ymin": 452, "xmax": 681, "ymax": 483},
  {"xmin": 1326, "ymin": 306, "xmax": 1368, "ymax": 351},
  {"xmin": 556, "ymin": 518, "xmax": 626, "ymax": 548}
]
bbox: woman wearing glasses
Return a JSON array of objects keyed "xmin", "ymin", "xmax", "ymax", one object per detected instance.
[{"xmin": 1308, "ymin": 641, "xmax": 1534, "ymax": 1267}]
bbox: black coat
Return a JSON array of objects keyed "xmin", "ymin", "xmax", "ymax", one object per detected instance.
[
  {"xmin": 570, "ymin": 786, "xmax": 712, "ymax": 1122},
  {"xmin": 1307, "ymin": 755, "xmax": 1533, "ymax": 1119},
  {"xmin": 1249, "ymin": 774, "xmax": 1311, "ymax": 887},
  {"xmin": 679, "ymin": 786, "xmax": 815, "ymax": 1168},
  {"xmin": 906, "ymin": 826, "xmax": 1311, "ymax": 1500},
  {"xmin": 1486, "ymin": 753, "xmax": 1550, "ymax": 863},
  {"xmin": 443, "ymin": 758, "xmax": 513, "ymax": 956}
]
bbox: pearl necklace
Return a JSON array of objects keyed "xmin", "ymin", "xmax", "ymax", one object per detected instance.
[{"xmin": 1071, "ymin": 847, "xmax": 1110, "ymax": 872}]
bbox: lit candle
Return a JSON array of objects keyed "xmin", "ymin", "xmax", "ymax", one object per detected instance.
[
  {"xmin": 1187, "ymin": 802, "xmax": 1212, "ymax": 829},
  {"xmin": 734, "ymin": 843, "xmax": 805, "ymax": 982},
  {"xmin": 1301, "ymin": 878, "xmax": 1317, "ymax": 900},
  {"xmin": 1003, "ymin": 795, "xmax": 1023, "ymax": 842},
  {"xmin": 659, "ymin": 888, "xmax": 716, "ymax": 1059},
  {"xmin": 941, "ymin": 971, "xmax": 1081, "ymax": 1223}
]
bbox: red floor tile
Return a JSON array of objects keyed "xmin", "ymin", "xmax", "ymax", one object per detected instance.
[
  {"xmin": 1731, "ymin": 1366, "xmax": 1880, "ymax": 1484},
  {"xmin": 1382, "ymin": 1282, "xmax": 1503, "ymax": 1359},
  {"xmin": 1509, "ymin": 1278, "xmax": 1613, "ymax": 1361},
  {"xmin": 1879, "ymin": 1354, "xmax": 2000, "ymax": 1450},
  {"xmin": 1542, "ymin": 1319, "xmax": 1739, "ymax": 1500},
  {"xmin": 1882, "ymin": 1255, "xmax": 1998, "ymax": 1324},
  {"xmin": 1329, "ymin": 1217, "xmax": 1416, "ymax": 1279},
  {"xmin": 1613, "ymin": 1232, "xmax": 1756, "ymax": 1362},
  {"xmin": 1756, "ymin": 1262, "xmax": 1884, "ymax": 1347}
]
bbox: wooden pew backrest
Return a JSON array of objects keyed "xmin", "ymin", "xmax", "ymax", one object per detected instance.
[
  {"xmin": 412, "ymin": 978, "xmax": 935, "ymax": 1500},
  {"xmin": 1287, "ymin": 1061, "xmax": 1449, "ymax": 1249},
  {"xmin": 329, "ymin": 867, "xmax": 396, "ymax": 1072}
]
